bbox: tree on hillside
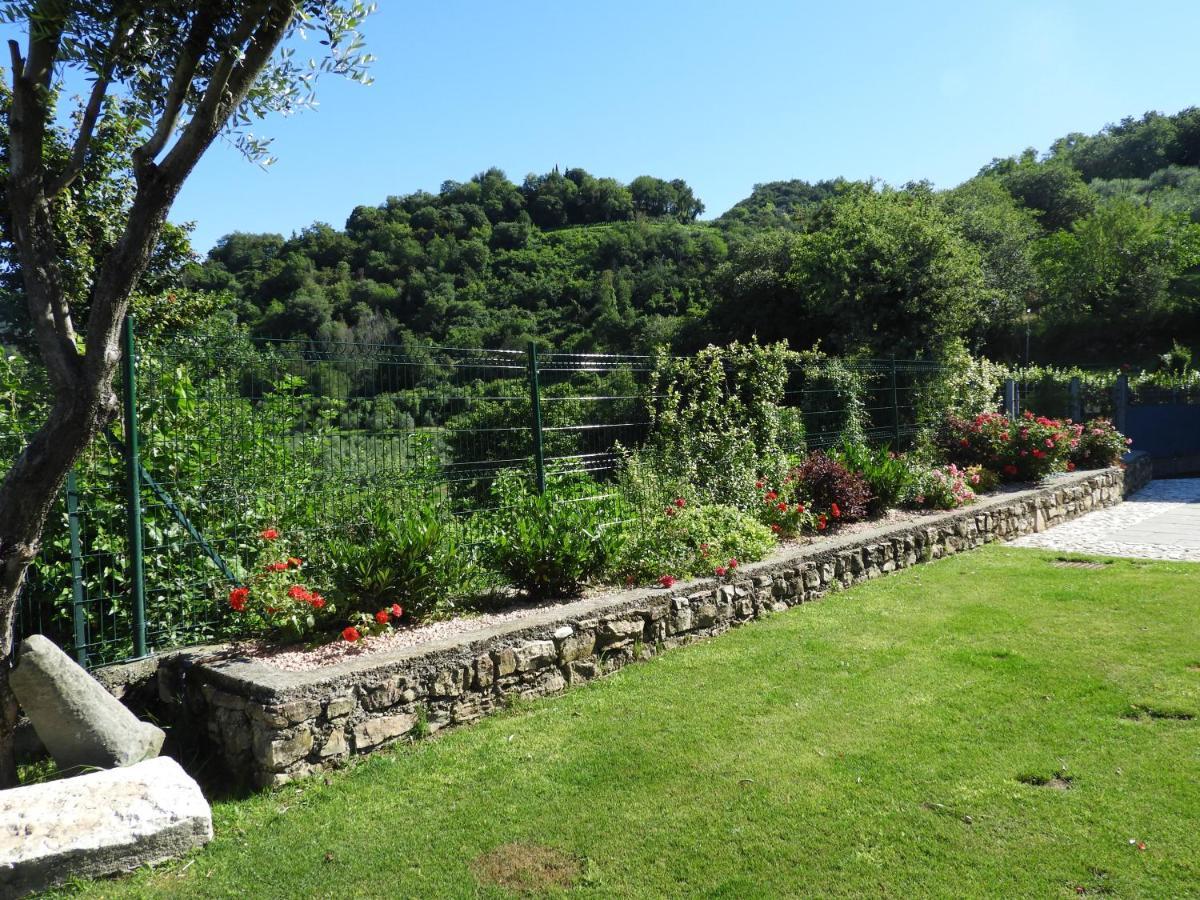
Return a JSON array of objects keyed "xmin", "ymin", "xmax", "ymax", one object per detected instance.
[
  {"xmin": 0, "ymin": 0, "xmax": 374, "ymax": 786},
  {"xmin": 711, "ymin": 185, "xmax": 990, "ymax": 358},
  {"xmin": 983, "ymin": 153, "xmax": 1097, "ymax": 232}
]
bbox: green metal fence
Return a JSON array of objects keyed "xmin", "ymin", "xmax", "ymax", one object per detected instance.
[{"xmin": 5, "ymin": 324, "xmax": 952, "ymax": 668}]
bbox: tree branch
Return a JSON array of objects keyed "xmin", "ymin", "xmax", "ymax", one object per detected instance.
[
  {"xmin": 46, "ymin": 16, "xmax": 131, "ymax": 196},
  {"xmin": 132, "ymin": 7, "xmax": 219, "ymax": 173}
]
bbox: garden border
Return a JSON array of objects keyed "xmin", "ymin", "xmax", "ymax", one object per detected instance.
[{"xmin": 161, "ymin": 454, "xmax": 1152, "ymax": 788}]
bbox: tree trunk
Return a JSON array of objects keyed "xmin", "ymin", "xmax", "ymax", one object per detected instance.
[{"xmin": 0, "ymin": 386, "xmax": 116, "ymax": 786}]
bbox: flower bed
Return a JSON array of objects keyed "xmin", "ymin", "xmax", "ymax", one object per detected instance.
[{"xmin": 157, "ymin": 455, "xmax": 1149, "ymax": 789}]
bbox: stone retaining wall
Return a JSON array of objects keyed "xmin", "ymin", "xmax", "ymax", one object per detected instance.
[{"xmin": 169, "ymin": 456, "xmax": 1151, "ymax": 789}]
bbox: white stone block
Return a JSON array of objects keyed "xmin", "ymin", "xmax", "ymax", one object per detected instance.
[{"xmin": 0, "ymin": 756, "xmax": 212, "ymax": 897}]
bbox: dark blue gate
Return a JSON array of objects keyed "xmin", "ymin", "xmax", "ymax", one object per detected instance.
[{"xmin": 1119, "ymin": 379, "xmax": 1200, "ymax": 475}]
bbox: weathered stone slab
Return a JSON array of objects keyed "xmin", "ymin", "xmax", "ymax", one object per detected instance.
[
  {"xmin": 10, "ymin": 635, "xmax": 164, "ymax": 771},
  {"xmin": 0, "ymin": 756, "xmax": 212, "ymax": 897}
]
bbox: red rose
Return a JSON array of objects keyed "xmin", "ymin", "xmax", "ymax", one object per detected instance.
[
  {"xmin": 714, "ymin": 566, "xmax": 727, "ymax": 577},
  {"xmin": 287, "ymin": 557, "xmax": 302, "ymax": 568},
  {"xmin": 342, "ymin": 626, "xmax": 361, "ymax": 642},
  {"xmin": 658, "ymin": 574, "xmax": 677, "ymax": 589},
  {"xmin": 817, "ymin": 514, "xmax": 827, "ymax": 530},
  {"xmin": 770, "ymin": 524, "xmax": 781, "ymax": 533},
  {"xmin": 1003, "ymin": 464, "xmax": 1018, "ymax": 476},
  {"xmin": 831, "ymin": 502, "xmax": 841, "ymax": 519},
  {"xmin": 374, "ymin": 610, "xmax": 389, "ymax": 625},
  {"xmin": 728, "ymin": 558, "xmax": 738, "ymax": 569},
  {"xmin": 228, "ymin": 586, "xmax": 249, "ymax": 612},
  {"xmin": 1066, "ymin": 461, "xmax": 1076, "ymax": 471},
  {"xmin": 260, "ymin": 528, "xmax": 280, "ymax": 541},
  {"xmin": 391, "ymin": 603, "xmax": 403, "ymax": 619},
  {"xmin": 674, "ymin": 497, "xmax": 686, "ymax": 508}
]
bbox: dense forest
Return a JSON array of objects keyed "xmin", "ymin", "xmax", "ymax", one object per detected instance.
[{"xmin": 8, "ymin": 108, "xmax": 1200, "ymax": 364}]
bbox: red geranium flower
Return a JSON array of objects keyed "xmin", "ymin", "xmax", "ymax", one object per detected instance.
[
  {"xmin": 658, "ymin": 574, "xmax": 677, "ymax": 589},
  {"xmin": 287, "ymin": 557, "xmax": 303, "ymax": 568},
  {"xmin": 264, "ymin": 561, "xmax": 288, "ymax": 572},
  {"xmin": 776, "ymin": 501, "xmax": 788, "ymax": 512},
  {"xmin": 674, "ymin": 497, "xmax": 686, "ymax": 508},
  {"xmin": 770, "ymin": 523, "xmax": 781, "ymax": 533},
  {"xmin": 287, "ymin": 584, "xmax": 311, "ymax": 601},
  {"xmin": 728, "ymin": 558, "xmax": 738, "ymax": 569},
  {"xmin": 374, "ymin": 609, "xmax": 389, "ymax": 625},
  {"xmin": 764, "ymin": 491, "xmax": 778, "ymax": 501},
  {"xmin": 1003, "ymin": 464, "xmax": 1018, "ymax": 476},
  {"xmin": 342, "ymin": 626, "xmax": 361, "ymax": 642},
  {"xmin": 228, "ymin": 586, "xmax": 249, "ymax": 612},
  {"xmin": 1066, "ymin": 461, "xmax": 1076, "ymax": 471},
  {"xmin": 309, "ymin": 595, "xmax": 326, "ymax": 609},
  {"xmin": 260, "ymin": 528, "xmax": 280, "ymax": 541},
  {"xmin": 817, "ymin": 514, "xmax": 828, "ymax": 530},
  {"xmin": 391, "ymin": 603, "xmax": 403, "ymax": 619},
  {"xmin": 755, "ymin": 480, "xmax": 765, "ymax": 489},
  {"xmin": 714, "ymin": 566, "xmax": 727, "ymax": 577},
  {"xmin": 831, "ymin": 502, "xmax": 841, "ymax": 519}
]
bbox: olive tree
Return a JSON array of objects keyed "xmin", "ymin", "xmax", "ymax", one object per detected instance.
[{"xmin": 0, "ymin": 0, "xmax": 374, "ymax": 786}]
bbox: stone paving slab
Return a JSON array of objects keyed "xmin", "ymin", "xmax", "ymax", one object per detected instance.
[{"xmin": 1012, "ymin": 478, "xmax": 1200, "ymax": 561}]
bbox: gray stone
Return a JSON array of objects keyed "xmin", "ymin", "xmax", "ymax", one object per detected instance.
[
  {"xmin": 9, "ymin": 635, "xmax": 164, "ymax": 771},
  {"xmin": 513, "ymin": 640, "xmax": 556, "ymax": 672},
  {"xmin": 353, "ymin": 713, "xmax": 415, "ymax": 750},
  {"xmin": 324, "ymin": 695, "xmax": 356, "ymax": 720},
  {"xmin": 253, "ymin": 727, "xmax": 313, "ymax": 771},
  {"xmin": 0, "ymin": 756, "xmax": 211, "ymax": 897},
  {"xmin": 318, "ymin": 729, "xmax": 348, "ymax": 760},
  {"xmin": 553, "ymin": 625, "xmax": 573, "ymax": 640}
]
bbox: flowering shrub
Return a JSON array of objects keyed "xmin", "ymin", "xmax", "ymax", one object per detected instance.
[
  {"xmin": 227, "ymin": 529, "xmax": 333, "ymax": 640},
  {"xmin": 342, "ymin": 603, "xmax": 405, "ymax": 642},
  {"xmin": 753, "ymin": 475, "xmax": 815, "ymax": 538},
  {"xmin": 964, "ymin": 464, "xmax": 1000, "ymax": 494},
  {"xmin": 1070, "ymin": 418, "xmax": 1130, "ymax": 469},
  {"xmin": 936, "ymin": 411, "xmax": 1077, "ymax": 481},
  {"xmin": 615, "ymin": 501, "xmax": 774, "ymax": 584},
  {"xmin": 789, "ymin": 451, "xmax": 871, "ymax": 524},
  {"xmin": 911, "ymin": 464, "xmax": 977, "ymax": 510}
]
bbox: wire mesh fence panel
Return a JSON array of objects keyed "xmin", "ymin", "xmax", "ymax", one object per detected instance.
[{"xmin": 5, "ymin": 329, "xmax": 965, "ymax": 669}]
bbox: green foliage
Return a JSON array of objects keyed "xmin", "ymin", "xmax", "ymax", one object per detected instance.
[
  {"xmin": 831, "ymin": 441, "xmax": 916, "ymax": 516},
  {"xmin": 646, "ymin": 340, "xmax": 797, "ymax": 507},
  {"xmin": 711, "ymin": 185, "xmax": 991, "ymax": 358},
  {"xmin": 614, "ymin": 500, "xmax": 775, "ymax": 583},
  {"xmin": 326, "ymin": 497, "xmax": 467, "ymax": 622},
  {"xmin": 481, "ymin": 469, "xmax": 622, "ymax": 598}
]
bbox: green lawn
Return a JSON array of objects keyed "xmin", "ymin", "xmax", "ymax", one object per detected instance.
[{"xmin": 62, "ymin": 547, "xmax": 1200, "ymax": 899}]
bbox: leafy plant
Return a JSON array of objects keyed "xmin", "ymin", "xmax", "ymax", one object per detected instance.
[
  {"xmin": 481, "ymin": 469, "xmax": 623, "ymax": 598},
  {"xmin": 614, "ymin": 500, "xmax": 775, "ymax": 584},
  {"xmin": 790, "ymin": 451, "xmax": 871, "ymax": 524},
  {"xmin": 326, "ymin": 496, "xmax": 467, "ymax": 621},
  {"xmin": 831, "ymin": 441, "xmax": 916, "ymax": 516}
]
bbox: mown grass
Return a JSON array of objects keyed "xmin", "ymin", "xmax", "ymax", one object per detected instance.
[{"xmin": 58, "ymin": 547, "xmax": 1200, "ymax": 898}]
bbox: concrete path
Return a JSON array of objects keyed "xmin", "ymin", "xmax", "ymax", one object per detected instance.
[{"xmin": 1011, "ymin": 478, "xmax": 1200, "ymax": 562}]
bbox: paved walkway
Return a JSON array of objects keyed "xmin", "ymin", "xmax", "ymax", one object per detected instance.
[{"xmin": 1011, "ymin": 478, "xmax": 1200, "ymax": 562}]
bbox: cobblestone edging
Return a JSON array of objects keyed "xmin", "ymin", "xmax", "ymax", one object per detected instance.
[{"xmin": 170, "ymin": 455, "xmax": 1150, "ymax": 789}]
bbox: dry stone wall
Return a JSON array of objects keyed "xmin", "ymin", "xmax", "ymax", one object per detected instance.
[{"xmin": 173, "ymin": 457, "xmax": 1151, "ymax": 789}]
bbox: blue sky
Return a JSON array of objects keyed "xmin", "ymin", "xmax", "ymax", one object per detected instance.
[{"xmin": 107, "ymin": 2, "xmax": 1200, "ymax": 250}]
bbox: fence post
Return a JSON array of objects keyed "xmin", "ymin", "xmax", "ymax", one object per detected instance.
[
  {"xmin": 1113, "ymin": 373, "xmax": 1129, "ymax": 434},
  {"xmin": 121, "ymin": 316, "xmax": 148, "ymax": 659},
  {"xmin": 1003, "ymin": 378, "xmax": 1018, "ymax": 421},
  {"xmin": 890, "ymin": 359, "xmax": 901, "ymax": 446},
  {"xmin": 527, "ymin": 340, "xmax": 546, "ymax": 494},
  {"xmin": 1069, "ymin": 376, "xmax": 1082, "ymax": 422},
  {"xmin": 66, "ymin": 469, "xmax": 88, "ymax": 668}
]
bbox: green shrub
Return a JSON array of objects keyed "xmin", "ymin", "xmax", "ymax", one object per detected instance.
[
  {"xmin": 615, "ymin": 500, "xmax": 776, "ymax": 584},
  {"xmin": 481, "ymin": 469, "xmax": 623, "ymax": 598},
  {"xmin": 326, "ymin": 496, "xmax": 467, "ymax": 621},
  {"xmin": 831, "ymin": 441, "xmax": 916, "ymax": 516}
]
